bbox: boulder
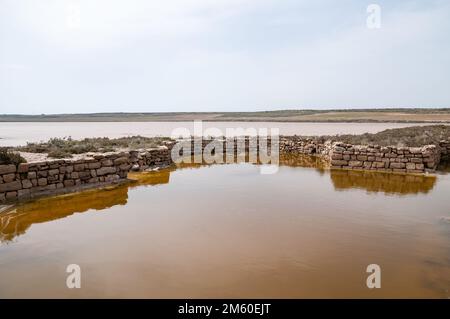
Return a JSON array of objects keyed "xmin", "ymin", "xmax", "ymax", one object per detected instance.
[
  {"xmin": 0, "ymin": 164, "xmax": 16, "ymax": 175},
  {"xmin": 0, "ymin": 180, "xmax": 22, "ymax": 192},
  {"xmin": 96, "ymin": 167, "xmax": 117, "ymax": 176}
]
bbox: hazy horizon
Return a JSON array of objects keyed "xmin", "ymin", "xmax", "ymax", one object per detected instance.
[{"xmin": 1, "ymin": 0, "xmax": 450, "ymax": 114}]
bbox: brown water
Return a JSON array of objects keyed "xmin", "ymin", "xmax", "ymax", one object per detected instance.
[
  {"xmin": 0, "ymin": 158, "xmax": 449, "ymax": 298},
  {"xmin": 0, "ymin": 121, "xmax": 439, "ymax": 146}
]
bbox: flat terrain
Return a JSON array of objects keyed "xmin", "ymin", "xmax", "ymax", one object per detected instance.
[{"xmin": 1, "ymin": 109, "xmax": 450, "ymax": 123}]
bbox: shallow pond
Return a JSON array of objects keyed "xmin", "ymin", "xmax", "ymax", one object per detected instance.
[
  {"xmin": 0, "ymin": 157, "xmax": 449, "ymax": 298},
  {"xmin": 0, "ymin": 121, "xmax": 441, "ymax": 146}
]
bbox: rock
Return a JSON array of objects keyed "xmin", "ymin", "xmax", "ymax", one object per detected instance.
[
  {"xmin": 18, "ymin": 189, "xmax": 30, "ymax": 198},
  {"xmin": 79, "ymin": 171, "xmax": 91, "ymax": 180},
  {"xmin": 331, "ymin": 160, "xmax": 348, "ymax": 166},
  {"xmin": 64, "ymin": 180, "xmax": 75, "ymax": 187},
  {"xmin": 0, "ymin": 164, "xmax": 16, "ymax": 175},
  {"xmin": 348, "ymin": 161, "xmax": 363, "ymax": 167},
  {"xmin": 105, "ymin": 174, "xmax": 120, "ymax": 182},
  {"xmin": 113, "ymin": 157, "xmax": 129, "ymax": 165},
  {"xmin": 38, "ymin": 178, "xmax": 47, "ymax": 186},
  {"xmin": 0, "ymin": 180, "xmax": 22, "ymax": 193},
  {"xmin": 21, "ymin": 179, "xmax": 33, "ymax": 189},
  {"xmin": 27, "ymin": 171, "xmax": 37, "ymax": 179},
  {"xmin": 390, "ymin": 162, "xmax": 405, "ymax": 169},
  {"xmin": 88, "ymin": 162, "xmax": 101, "ymax": 169},
  {"xmin": 71, "ymin": 172, "xmax": 79, "ymax": 179},
  {"xmin": 48, "ymin": 169, "xmax": 59, "ymax": 176},
  {"xmin": 17, "ymin": 163, "xmax": 29, "ymax": 173},
  {"xmin": 37, "ymin": 170, "xmax": 48, "ymax": 177},
  {"xmin": 74, "ymin": 163, "xmax": 85, "ymax": 171},
  {"xmin": 101, "ymin": 159, "xmax": 113, "ymax": 167},
  {"xmin": 331, "ymin": 153, "xmax": 343, "ymax": 160},
  {"xmin": 5, "ymin": 191, "xmax": 17, "ymax": 200},
  {"xmin": 119, "ymin": 164, "xmax": 131, "ymax": 171},
  {"xmin": 96, "ymin": 167, "xmax": 117, "ymax": 176},
  {"xmin": 131, "ymin": 164, "xmax": 140, "ymax": 172},
  {"xmin": 406, "ymin": 163, "xmax": 416, "ymax": 170},
  {"xmin": 2, "ymin": 173, "xmax": 16, "ymax": 183}
]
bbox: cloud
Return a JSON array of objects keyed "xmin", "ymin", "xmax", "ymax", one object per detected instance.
[{"xmin": 0, "ymin": 0, "xmax": 449, "ymax": 113}]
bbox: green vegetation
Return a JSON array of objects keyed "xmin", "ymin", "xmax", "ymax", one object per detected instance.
[
  {"xmin": 0, "ymin": 147, "xmax": 26, "ymax": 165},
  {"xmin": 16, "ymin": 136, "xmax": 173, "ymax": 158},
  {"xmin": 9, "ymin": 125, "xmax": 450, "ymax": 159},
  {"xmin": 322, "ymin": 125, "xmax": 450, "ymax": 147}
]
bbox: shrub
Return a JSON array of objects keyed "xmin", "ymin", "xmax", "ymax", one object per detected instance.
[
  {"xmin": 16, "ymin": 136, "xmax": 173, "ymax": 158},
  {"xmin": 0, "ymin": 148, "xmax": 26, "ymax": 165}
]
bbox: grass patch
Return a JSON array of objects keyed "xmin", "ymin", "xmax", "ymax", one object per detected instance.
[
  {"xmin": 321, "ymin": 125, "xmax": 450, "ymax": 147},
  {"xmin": 16, "ymin": 136, "xmax": 173, "ymax": 158}
]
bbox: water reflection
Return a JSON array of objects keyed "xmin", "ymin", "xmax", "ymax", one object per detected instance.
[
  {"xmin": 330, "ymin": 169, "xmax": 436, "ymax": 195},
  {"xmin": 0, "ymin": 156, "xmax": 440, "ymax": 242}
]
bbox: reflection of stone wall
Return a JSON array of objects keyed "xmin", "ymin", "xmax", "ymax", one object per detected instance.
[
  {"xmin": 0, "ymin": 184, "xmax": 129, "ymax": 242},
  {"xmin": 330, "ymin": 169, "xmax": 436, "ymax": 195}
]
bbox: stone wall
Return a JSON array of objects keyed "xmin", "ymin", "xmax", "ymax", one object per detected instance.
[
  {"xmin": 440, "ymin": 140, "xmax": 450, "ymax": 161},
  {"xmin": 328, "ymin": 143, "xmax": 440, "ymax": 174},
  {"xmin": 279, "ymin": 137, "xmax": 446, "ymax": 174},
  {"xmin": 1, "ymin": 137, "xmax": 449, "ymax": 204},
  {"xmin": 0, "ymin": 147, "xmax": 172, "ymax": 203}
]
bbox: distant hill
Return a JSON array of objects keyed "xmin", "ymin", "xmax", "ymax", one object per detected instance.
[{"xmin": 1, "ymin": 108, "xmax": 450, "ymax": 123}]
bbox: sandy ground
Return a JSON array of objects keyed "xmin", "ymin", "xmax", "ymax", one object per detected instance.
[{"xmin": 18, "ymin": 149, "xmax": 130, "ymax": 163}]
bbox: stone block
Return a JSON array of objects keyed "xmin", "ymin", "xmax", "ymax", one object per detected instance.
[
  {"xmin": 96, "ymin": 167, "xmax": 116, "ymax": 176},
  {"xmin": 22, "ymin": 179, "xmax": 33, "ymax": 189},
  {"xmin": 38, "ymin": 170, "xmax": 48, "ymax": 178},
  {"xmin": 64, "ymin": 180, "xmax": 75, "ymax": 187},
  {"xmin": 48, "ymin": 169, "xmax": 59, "ymax": 176},
  {"xmin": 18, "ymin": 189, "xmax": 30, "ymax": 198},
  {"xmin": 0, "ymin": 164, "xmax": 16, "ymax": 175},
  {"xmin": 348, "ymin": 161, "xmax": 363, "ymax": 167},
  {"xmin": 38, "ymin": 178, "xmax": 48, "ymax": 186},
  {"xmin": 27, "ymin": 171, "xmax": 37, "ymax": 179},
  {"xmin": 17, "ymin": 163, "xmax": 29, "ymax": 173},
  {"xmin": 101, "ymin": 159, "xmax": 113, "ymax": 167},
  {"xmin": 88, "ymin": 162, "xmax": 101, "ymax": 169},
  {"xmin": 2, "ymin": 173, "xmax": 15, "ymax": 183},
  {"xmin": 74, "ymin": 163, "xmax": 85, "ymax": 171},
  {"xmin": 0, "ymin": 180, "xmax": 22, "ymax": 192},
  {"xmin": 113, "ymin": 157, "xmax": 129, "ymax": 165},
  {"xmin": 5, "ymin": 191, "xmax": 17, "ymax": 200},
  {"xmin": 390, "ymin": 162, "xmax": 405, "ymax": 169}
]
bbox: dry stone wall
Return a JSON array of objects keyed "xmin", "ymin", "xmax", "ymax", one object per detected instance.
[
  {"xmin": 279, "ymin": 137, "xmax": 445, "ymax": 173},
  {"xmin": 1, "ymin": 137, "xmax": 449, "ymax": 204},
  {"xmin": 0, "ymin": 147, "xmax": 172, "ymax": 203}
]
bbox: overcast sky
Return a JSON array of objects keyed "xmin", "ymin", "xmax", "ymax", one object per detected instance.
[{"xmin": 1, "ymin": 0, "xmax": 449, "ymax": 114}]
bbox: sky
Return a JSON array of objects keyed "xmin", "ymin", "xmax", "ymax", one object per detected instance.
[{"xmin": 1, "ymin": 0, "xmax": 449, "ymax": 114}]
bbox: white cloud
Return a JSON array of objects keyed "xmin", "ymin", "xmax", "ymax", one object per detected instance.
[{"xmin": 1, "ymin": 0, "xmax": 449, "ymax": 113}]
